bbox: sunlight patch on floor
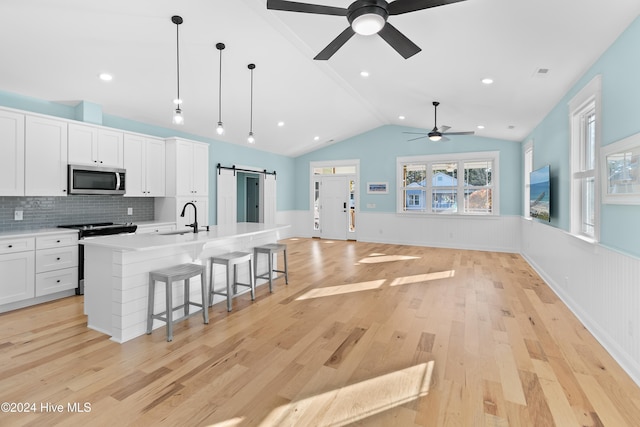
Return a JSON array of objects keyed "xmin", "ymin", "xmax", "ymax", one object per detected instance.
[
  {"xmin": 259, "ymin": 361, "xmax": 435, "ymax": 426},
  {"xmin": 296, "ymin": 279, "xmax": 386, "ymax": 300},
  {"xmin": 390, "ymin": 270, "xmax": 456, "ymax": 287},
  {"xmin": 207, "ymin": 417, "xmax": 244, "ymax": 427},
  {"xmin": 357, "ymin": 254, "xmax": 420, "ymax": 264}
]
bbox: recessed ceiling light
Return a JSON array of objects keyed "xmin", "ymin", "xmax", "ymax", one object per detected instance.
[
  {"xmin": 481, "ymin": 78, "xmax": 494, "ymax": 85},
  {"xmin": 477, "ymin": 125, "xmax": 485, "ymax": 129},
  {"xmin": 314, "ymin": 136, "xmax": 320, "ymax": 141},
  {"xmin": 360, "ymin": 71, "xmax": 369, "ymax": 78},
  {"xmin": 99, "ymin": 73, "xmax": 113, "ymax": 81},
  {"xmin": 277, "ymin": 121, "xmax": 285, "ymax": 127},
  {"xmin": 398, "ymin": 115, "xmax": 405, "ymax": 120}
]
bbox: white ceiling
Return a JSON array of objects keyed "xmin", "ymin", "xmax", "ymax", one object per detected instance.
[{"xmin": 1, "ymin": 0, "xmax": 639, "ymax": 157}]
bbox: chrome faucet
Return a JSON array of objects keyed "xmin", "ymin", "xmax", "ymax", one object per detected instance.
[{"xmin": 180, "ymin": 202, "xmax": 199, "ymax": 233}]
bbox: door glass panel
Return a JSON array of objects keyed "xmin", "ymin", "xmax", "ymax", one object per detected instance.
[
  {"xmin": 349, "ymin": 179, "xmax": 355, "ymax": 232},
  {"xmin": 314, "ymin": 180, "xmax": 320, "ymax": 231}
]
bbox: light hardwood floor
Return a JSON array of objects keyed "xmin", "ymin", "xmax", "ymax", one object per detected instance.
[{"xmin": 1, "ymin": 238, "xmax": 640, "ymax": 426}]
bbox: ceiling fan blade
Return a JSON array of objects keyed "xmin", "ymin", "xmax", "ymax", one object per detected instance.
[
  {"xmin": 408, "ymin": 136, "xmax": 429, "ymax": 141},
  {"xmin": 388, "ymin": 0, "xmax": 467, "ymax": 15},
  {"xmin": 266, "ymin": 0, "xmax": 347, "ymax": 16},
  {"xmin": 377, "ymin": 23, "xmax": 421, "ymax": 59},
  {"xmin": 402, "ymin": 131, "xmax": 429, "ymax": 135},
  {"xmin": 440, "ymin": 125, "xmax": 451, "ymax": 133},
  {"xmin": 442, "ymin": 131, "xmax": 474, "ymax": 136},
  {"xmin": 314, "ymin": 27, "xmax": 355, "ymax": 60},
  {"xmin": 440, "ymin": 136, "xmax": 450, "ymax": 142}
]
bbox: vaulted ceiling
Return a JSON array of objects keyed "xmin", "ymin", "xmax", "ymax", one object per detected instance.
[{"xmin": 1, "ymin": 0, "xmax": 639, "ymax": 156}]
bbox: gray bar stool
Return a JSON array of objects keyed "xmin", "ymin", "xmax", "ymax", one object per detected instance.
[
  {"xmin": 210, "ymin": 251, "xmax": 255, "ymax": 312},
  {"xmin": 146, "ymin": 263, "xmax": 208, "ymax": 342},
  {"xmin": 253, "ymin": 243, "xmax": 289, "ymax": 293}
]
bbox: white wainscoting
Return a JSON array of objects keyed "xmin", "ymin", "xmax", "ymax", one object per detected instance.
[
  {"xmin": 285, "ymin": 210, "xmax": 521, "ymax": 253},
  {"xmin": 356, "ymin": 213, "xmax": 521, "ymax": 252},
  {"xmin": 521, "ymin": 218, "xmax": 640, "ymax": 386}
]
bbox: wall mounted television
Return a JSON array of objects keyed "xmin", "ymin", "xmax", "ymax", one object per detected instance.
[{"xmin": 530, "ymin": 165, "xmax": 550, "ymax": 221}]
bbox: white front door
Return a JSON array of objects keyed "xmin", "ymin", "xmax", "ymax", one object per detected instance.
[{"xmin": 320, "ymin": 176, "xmax": 349, "ymax": 240}]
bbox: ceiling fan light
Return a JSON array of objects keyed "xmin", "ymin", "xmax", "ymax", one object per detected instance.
[
  {"xmin": 247, "ymin": 131, "xmax": 255, "ymax": 144},
  {"xmin": 216, "ymin": 121, "xmax": 224, "ymax": 135},
  {"xmin": 352, "ymin": 13, "xmax": 385, "ymax": 35},
  {"xmin": 429, "ymin": 133, "xmax": 441, "ymax": 142}
]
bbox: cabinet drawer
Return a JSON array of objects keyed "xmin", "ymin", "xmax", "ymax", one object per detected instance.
[
  {"xmin": 36, "ymin": 246, "xmax": 78, "ymax": 273},
  {"xmin": 36, "ymin": 268, "xmax": 78, "ymax": 297},
  {"xmin": 0, "ymin": 237, "xmax": 35, "ymax": 255},
  {"xmin": 136, "ymin": 224, "xmax": 176, "ymax": 234},
  {"xmin": 36, "ymin": 233, "xmax": 78, "ymax": 249}
]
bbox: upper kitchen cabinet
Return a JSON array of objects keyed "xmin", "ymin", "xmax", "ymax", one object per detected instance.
[
  {"xmin": 0, "ymin": 110, "xmax": 25, "ymax": 196},
  {"xmin": 123, "ymin": 133, "xmax": 165, "ymax": 197},
  {"xmin": 25, "ymin": 115, "xmax": 68, "ymax": 197},
  {"xmin": 68, "ymin": 123, "xmax": 124, "ymax": 168},
  {"xmin": 165, "ymin": 138, "xmax": 209, "ymax": 197}
]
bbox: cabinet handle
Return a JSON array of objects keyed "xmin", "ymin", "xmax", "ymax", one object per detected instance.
[
  {"xmin": 56, "ymin": 257, "xmax": 61, "ymax": 261},
  {"xmin": 56, "ymin": 280, "xmax": 61, "ymax": 283},
  {"xmin": 63, "ymin": 189, "xmax": 66, "ymax": 193},
  {"xmin": 8, "ymin": 245, "xmax": 12, "ymax": 248},
  {"xmin": 56, "ymin": 240, "xmax": 61, "ymax": 243}
]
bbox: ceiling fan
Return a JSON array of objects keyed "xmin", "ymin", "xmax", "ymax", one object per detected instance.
[
  {"xmin": 404, "ymin": 101, "xmax": 474, "ymax": 141},
  {"xmin": 266, "ymin": 0, "xmax": 467, "ymax": 60}
]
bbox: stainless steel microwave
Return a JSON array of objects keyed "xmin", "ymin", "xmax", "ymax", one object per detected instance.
[{"xmin": 68, "ymin": 164, "xmax": 126, "ymax": 195}]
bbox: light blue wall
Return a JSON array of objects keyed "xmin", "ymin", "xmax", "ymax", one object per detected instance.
[
  {"xmin": 0, "ymin": 91, "xmax": 296, "ymax": 225},
  {"xmin": 525, "ymin": 15, "xmax": 640, "ymax": 257},
  {"xmin": 293, "ymin": 125, "xmax": 522, "ymax": 215}
]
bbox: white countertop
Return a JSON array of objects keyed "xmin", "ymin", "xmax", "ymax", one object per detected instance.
[
  {"xmin": 80, "ymin": 222, "xmax": 290, "ymax": 251},
  {"xmin": 0, "ymin": 228, "xmax": 78, "ymax": 239}
]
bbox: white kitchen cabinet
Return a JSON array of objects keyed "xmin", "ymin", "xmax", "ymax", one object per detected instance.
[
  {"xmin": 155, "ymin": 196, "xmax": 209, "ymax": 228},
  {"xmin": 0, "ymin": 237, "xmax": 35, "ymax": 305},
  {"xmin": 35, "ymin": 232, "xmax": 78, "ymax": 297},
  {"xmin": 25, "ymin": 115, "xmax": 68, "ymax": 196},
  {"xmin": 123, "ymin": 133, "xmax": 165, "ymax": 197},
  {"xmin": 165, "ymin": 138, "xmax": 209, "ymax": 197},
  {"xmin": 68, "ymin": 123, "xmax": 124, "ymax": 168},
  {"xmin": 0, "ymin": 110, "xmax": 25, "ymax": 196},
  {"xmin": 135, "ymin": 223, "xmax": 176, "ymax": 234}
]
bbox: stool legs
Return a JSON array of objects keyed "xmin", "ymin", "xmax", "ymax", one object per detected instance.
[
  {"xmin": 210, "ymin": 253, "xmax": 254, "ymax": 312},
  {"xmin": 146, "ymin": 275, "xmax": 155, "ymax": 335},
  {"xmin": 165, "ymin": 279, "xmax": 173, "ymax": 342},
  {"xmin": 225, "ymin": 264, "xmax": 233, "ymax": 312},
  {"xmin": 283, "ymin": 248, "xmax": 289, "ymax": 284}
]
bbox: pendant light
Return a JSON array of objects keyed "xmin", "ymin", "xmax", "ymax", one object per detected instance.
[
  {"xmin": 247, "ymin": 63, "xmax": 256, "ymax": 144},
  {"xmin": 215, "ymin": 42, "xmax": 225, "ymax": 135},
  {"xmin": 171, "ymin": 15, "xmax": 184, "ymax": 125}
]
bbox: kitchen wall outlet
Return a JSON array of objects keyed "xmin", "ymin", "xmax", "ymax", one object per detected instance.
[
  {"xmin": 127, "ymin": 207, "xmax": 133, "ymax": 215},
  {"xmin": 14, "ymin": 209, "xmax": 23, "ymax": 221}
]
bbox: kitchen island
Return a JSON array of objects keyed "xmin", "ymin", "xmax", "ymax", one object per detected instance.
[{"xmin": 81, "ymin": 222, "xmax": 290, "ymax": 343}]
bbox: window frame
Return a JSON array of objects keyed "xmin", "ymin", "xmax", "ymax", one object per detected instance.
[
  {"xmin": 568, "ymin": 75, "xmax": 601, "ymax": 241},
  {"xmin": 397, "ymin": 151, "xmax": 500, "ymax": 216}
]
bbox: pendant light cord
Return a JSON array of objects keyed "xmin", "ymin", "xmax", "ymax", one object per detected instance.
[
  {"xmin": 249, "ymin": 68, "xmax": 253, "ymax": 133},
  {"xmin": 218, "ymin": 46, "xmax": 223, "ymax": 122},
  {"xmin": 176, "ymin": 23, "xmax": 180, "ymax": 102}
]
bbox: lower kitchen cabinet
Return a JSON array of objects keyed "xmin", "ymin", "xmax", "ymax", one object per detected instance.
[
  {"xmin": 0, "ymin": 250, "xmax": 36, "ymax": 305},
  {"xmin": 0, "ymin": 230, "xmax": 78, "ymax": 312}
]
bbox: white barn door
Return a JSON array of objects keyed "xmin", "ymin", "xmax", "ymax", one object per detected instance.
[
  {"xmin": 262, "ymin": 174, "xmax": 276, "ymax": 224},
  {"xmin": 217, "ymin": 168, "xmax": 237, "ymax": 225}
]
